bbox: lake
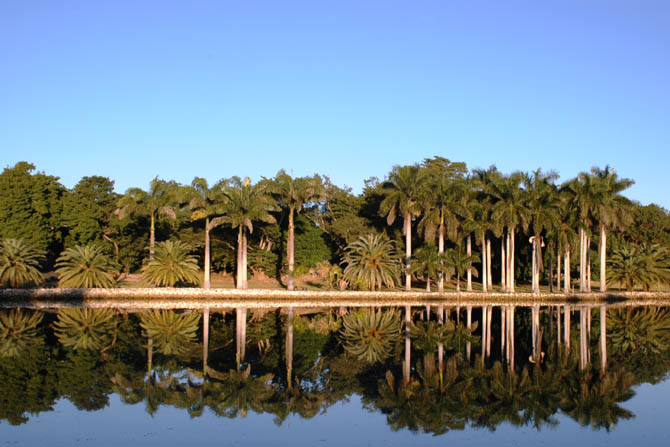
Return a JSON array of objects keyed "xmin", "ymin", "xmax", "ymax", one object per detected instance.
[{"xmin": 1, "ymin": 300, "xmax": 669, "ymax": 446}]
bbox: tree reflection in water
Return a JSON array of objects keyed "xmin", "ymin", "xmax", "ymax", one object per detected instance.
[{"xmin": 2, "ymin": 303, "xmax": 669, "ymax": 435}]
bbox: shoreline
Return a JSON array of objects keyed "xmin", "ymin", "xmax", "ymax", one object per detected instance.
[{"xmin": 3, "ymin": 287, "xmax": 670, "ymax": 308}]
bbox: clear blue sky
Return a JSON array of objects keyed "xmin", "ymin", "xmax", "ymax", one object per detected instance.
[{"xmin": 2, "ymin": 0, "xmax": 669, "ymax": 208}]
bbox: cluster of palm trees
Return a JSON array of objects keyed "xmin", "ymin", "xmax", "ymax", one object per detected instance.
[
  {"xmin": 1, "ymin": 159, "xmax": 668, "ymax": 292},
  {"xmin": 349, "ymin": 160, "xmax": 644, "ymax": 293}
]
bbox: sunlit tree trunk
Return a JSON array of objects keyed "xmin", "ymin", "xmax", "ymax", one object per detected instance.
[
  {"xmin": 481, "ymin": 305, "xmax": 487, "ymax": 361},
  {"xmin": 600, "ymin": 224, "xmax": 607, "ymax": 292},
  {"xmin": 564, "ymin": 305, "xmax": 571, "ymax": 349},
  {"xmin": 580, "ymin": 307, "xmax": 588, "ymax": 370},
  {"xmin": 532, "ymin": 238, "xmax": 538, "ymax": 293},
  {"xmin": 242, "ymin": 231, "xmax": 249, "ymax": 289},
  {"xmin": 287, "ymin": 207, "xmax": 296, "ymax": 291},
  {"xmin": 236, "ymin": 226, "xmax": 243, "ymax": 289},
  {"xmin": 587, "ymin": 236, "xmax": 592, "ymax": 292},
  {"xmin": 556, "ymin": 248, "xmax": 561, "ymax": 292},
  {"xmin": 557, "ymin": 305, "xmax": 562, "ymax": 346},
  {"xmin": 486, "ymin": 305, "xmax": 492, "ymax": 357},
  {"xmin": 204, "ymin": 218, "xmax": 211, "ymax": 289},
  {"xmin": 405, "ymin": 213, "xmax": 412, "ymax": 291},
  {"xmin": 487, "ymin": 239, "xmax": 492, "ymax": 290},
  {"xmin": 508, "ymin": 228, "xmax": 516, "ymax": 293},
  {"xmin": 564, "ymin": 249, "xmax": 570, "ymax": 296},
  {"xmin": 466, "ymin": 235, "xmax": 472, "ymax": 291},
  {"xmin": 501, "ymin": 240, "xmax": 507, "ymax": 292},
  {"xmin": 532, "ymin": 305, "xmax": 541, "ymax": 363},
  {"xmin": 500, "ymin": 306, "xmax": 506, "ymax": 356},
  {"xmin": 236, "ymin": 307, "xmax": 247, "ymax": 371},
  {"xmin": 481, "ymin": 236, "xmax": 488, "ymax": 293},
  {"xmin": 438, "ymin": 225, "xmax": 445, "ymax": 293},
  {"xmin": 579, "ymin": 227, "xmax": 585, "ymax": 292}
]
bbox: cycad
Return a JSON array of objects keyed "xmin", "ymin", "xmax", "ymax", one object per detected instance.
[
  {"xmin": 139, "ymin": 310, "xmax": 201, "ymax": 355},
  {"xmin": 0, "ymin": 238, "xmax": 44, "ymax": 288},
  {"xmin": 342, "ymin": 234, "xmax": 402, "ymax": 291},
  {"xmin": 142, "ymin": 240, "xmax": 200, "ymax": 287},
  {"xmin": 607, "ymin": 244, "xmax": 669, "ymax": 291},
  {"xmin": 53, "ymin": 308, "xmax": 117, "ymax": 350},
  {"xmin": 0, "ymin": 309, "xmax": 44, "ymax": 357},
  {"xmin": 55, "ymin": 245, "xmax": 118, "ymax": 288},
  {"xmin": 339, "ymin": 308, "xmax": 402, "ymax": 363}
]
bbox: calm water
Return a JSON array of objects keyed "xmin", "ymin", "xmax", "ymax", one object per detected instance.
[{"xmin": 1, "ymin": 302, "xmax": 669, "ymax": 446}]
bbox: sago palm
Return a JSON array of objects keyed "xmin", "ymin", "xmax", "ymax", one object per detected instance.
[
  {"xmin": 0, "ymin": 309, "xmax": 44, "ymax": 357},
  {"xmin": 342, "ymin": 233, "xmax": 402, "ymax": 291},
  {"xmin": 55, "ymin": 245, "xmax": 118, "ymax": 288},
  {"xmin": 142, "ymin": 240, "xmax": 200, "ymax": 287},
  {"xmin": 0, "ymin": 238, "xmax": 44, "ymax": 288},
  {"xmin": 53, "ymin": 308, "xmax": 117, "ymax": 351},
  {"xmin": 139, "ymin": 310, "xmax": 201, "ymax": 356}
]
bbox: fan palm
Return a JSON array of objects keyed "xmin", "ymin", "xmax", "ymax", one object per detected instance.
[
  {"xmin": 188, "ymin": 177, "xmax": 227, "ymax": 288},
  {"xmin": 380, "ymin": 164, "xmax": 427, "ymax": 290},
  {"xmin": 142, "ymin": 240, "xmax": 200, "ymax": 287},
  {"xmin": 139, "ymin": 310, "xmax": 201, "ymax": 356},
  {"xmin": 0, "ymin": 238, "xmax": 44, "ymax": 288},
  {"xmin": 342, "ymin": 233, "xmax": 402, "ymax": 290},
  {"xmin": 339, "ymin": 308, "xmax": 402, "ymax": 363},
  {"xmin": 116, "ymin": 177, "xmax": 179, "ymax": 260},
  {"xmin": 0, "ymin": 309, "xmax": 43, "ymax": 357},
  {"xmin": 55, "ymin": 245, "xmax": 118, "ymax": 288},
  {"xmin": 222, "ymin": 177, "xmax": 278, "ymax": 289},
  {"xmin": 271, "ymin": 170, "xmax": 325, "ymax": 290},
  {"xmin": 53, "ymin": 308, "xmax": 117, "ymax": 351}
]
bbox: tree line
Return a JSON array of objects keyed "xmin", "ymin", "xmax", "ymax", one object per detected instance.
[{"xmin": 0, "ymin": 158, "xmax": 669, "ymax": 291}]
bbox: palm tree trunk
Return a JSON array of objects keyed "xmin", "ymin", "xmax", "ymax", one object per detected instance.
[
  {"xmin": 549, "ymin": 248, "xmax": 554, "ymax": 293},
  {"xmin": 426, "ymin": 278, "xmax": 431, "ymax": 292},
  {"xmin": 587, "ymin": 236, "xmax": 591, "ymax": 292},
  {"xmin": 579, "ymin": 227, "xmax": 585, "ymax": 292},
  {"xmin": 405, "ymin": 213, "xmax": 412, "ymax": 291},
  {"xmin": 500, "ymin": 306, "xmax": 506, "ymax": 356},
  {"xmin": 509, "ymin": 228, "xmax": 516, "ymax": 293},
  {"xmin": 532, "ymin": 238, "xmax": 538, "ymax": 293},
  {"xmin": 556, "ymin": 247, "xmax": 561, "ymax": 292},
  {"xmin": 242, "ymin": 231, "xmax": 249, "ymax": 289},
  {"xmin": 287, "ymin": 207, "xmax": 295, "ymax": 291},
  {"xmin": 149, "ymin": 213, "xmax": 156, "ymax": 260},
  {"xmin": 487, "ymin": 239, "xmax": 492, "ymax": 290},
  {"xmin": 286, "ymin": 307, "xmax": 294, "ymax": 390},
  {"xmin": 236, "ymin": 307, "xmax": 247, "ymax": 371},
  {"xmin": 481, "ymin": 236, "xmax": 488, "ymax": 293},
  {"xmin": 204, "ymin": 218, "xmax": 211, "ymax": 289},
  {"xmin": 486, "ymin": 305, "xmax": 492, "ymax": 357},
  {"xmin": 438, "ymin": 304, "xmax": 444, "ymax": 386},
  {"xmin": 481, "ymin": 305, "xmax": 487, "ymax": 361},
  {"xmin": 580, "ymin": 307, "xmax": 587, "ymax": 370},
  {"xmin": 564, "ymin": 249, "xmax": 570, "ymax": 295},
  {"xmin": 236, "ymin": 226, "xmax": 243, "ymax": 289},
  {"xmin": 466, "ymin": 235, "xmax": 472, "ymax": 291},
  {"xmin": 438, "ymin": 226, "xmax": 445, "ymax": 293},
  {"xmin": 500, "ymin": 236, "xmax": 509, "ymax": 292},
  {"xmin": 600, "ymin": 224, "xmax": 607, "ymax": 292},
  {"xmin": 557, "ymin": 305, "xmax": 562, "ymax": 345},
  {"xmin": 147, "ymin": 337, "xmax": 153, "ymax": 377}
]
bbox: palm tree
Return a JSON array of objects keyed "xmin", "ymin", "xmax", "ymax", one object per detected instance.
[
  {"xmin": 272, "ymin": 170, "xmax": 325, "ymax": 290},
  {"xmin": 339, "ymin": 308, "xmax": 402, "ymax": 363},
  {"xmin": 223, "ymin": 177, "xmax": 278, "ymax": 289},
  {"xmin": 188, "ymin": 177, "xmax": 227, "ymax": 288},
  {"xmin": 341, "ymin": 233, "xmax": 402, "ymax": 290},
  {"xmin": 116, "ymin": 177, "xmax": 179, "ymax": 260},
  {"xmin": 142, "ymin": 240, "xmax": 200, "ymax": 287},
  {"xmin": 410, "ymin": 246, "xmax": 451, "ymax": 292},
  {"xmin": 55, "ymin": 245, "xmax": 118, "ymax": 288},
  {"xmin": 443, "ymin": 245, "xmax": 480, "ymax": 292},
  {"xmin": 607, "ymin": 244, "xmax": 670, "ymax": 291},
  {"xmin": 490, "ymin": 173, "xmax": 528, "ymax": 292},
  {"xmin": 524, "ymin": 170, "xmax": 561, "ymax": 293},
  {"xmin": 590, "ymin": 166, "xmax": 634, "ymax": 292},
  {"xmin": 0, "ymin": 238, "xmax": 44, "ymax": 288},
  {"xmin": 380, "ymin": 165, "xmax": 427, "ymax": 291}
]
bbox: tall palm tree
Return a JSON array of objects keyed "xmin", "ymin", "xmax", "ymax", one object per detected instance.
[
  {"xmin": 116, "ymin": 177, "xmax": 179, "ymax": 260},
  {"xmin": 223, "ymin": 177, "xmax": 278, "ymax": 289},
  {"xmin": 471, "ymin": 167, "xmax": 502, "ymax": 292},
  {"xmin": 410, "ymin": 246, "xmax": 451, "ymax": 292},
  {"xmin": 524, "ymin": 170, "xmax": 561, "ymax": 293},
  {"xmin": 490, "ymin": 173, "xmax": 528, "ymax": 292},
  {"xmin": 189, "ymin": 177, "xmax": 227, "ymax": 288},
  {"xmin": 444, "ymin": 245, "xmax": 480, "ymax": 292},
  {"xmin": 0, "ymin": 238, "xmax": 44, "ymax": 288},
  {"xmin": 380, "ymin": 165, "xmax": 427, "ymax": 291},
  {"xmin": 272, "ymin": 170, "xmax": 325, "ymax": 290},
  {"xmin": 590, "ymin": 166, "xmax": 634, "ymax": 292}
]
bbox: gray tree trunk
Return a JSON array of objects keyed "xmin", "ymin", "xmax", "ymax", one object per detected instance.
[
  {"xmin": 600, "ymin": 225, "xmax": 607, "ymax": 292},
  {"xmin": 203, "ymin": 308, "xmax": 209, "ymax": 377},
  {"xmin": 466, "ymin": 235, "xmax": 472, "ymax": 291},
  {"xmin": 438, "ymin": 226, "xmax": 445, "ymax": 292},
  {"xmin": 487, "ymin": 239, "xmax": 492, "ymax": 290},
  {"xmin": 564, "ymin": 305, "xmax": 571, "ymax": 349},
  {"xmin": 564, "ymin": 250, "xmax": 570, "ymax": 296},
  {"xmin": 204, "ymin": 219, "xmax": 211, "ymax": 289},
  {"xmin": 466, "ymin": 305, "xmax": 472, "ymax": 361},
  {"xmin": 600, "ymin": 306, "xmax": 607, "ymax": 372},
  {"xmin": 286, "ymin": 307, "xmax": 294, "ymax": 389},
  {"xmin": 501, "ymin": 240, "xmax": 506, "ymax": 292},
  {"xmin": 405, "ymin": 213, "xmax": 412, "ymax": 291},
  {"xmin": 287, "ymin": 207, "xmax": 296, "ymax": 291},
  {"xmin": 403, "ymin": 305, "xmax": 411, "ymax": 385}
]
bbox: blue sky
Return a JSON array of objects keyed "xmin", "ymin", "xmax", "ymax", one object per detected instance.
[{"xmin": 1, "ymin": 0, "xmax": 669, "ymax": 208}]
